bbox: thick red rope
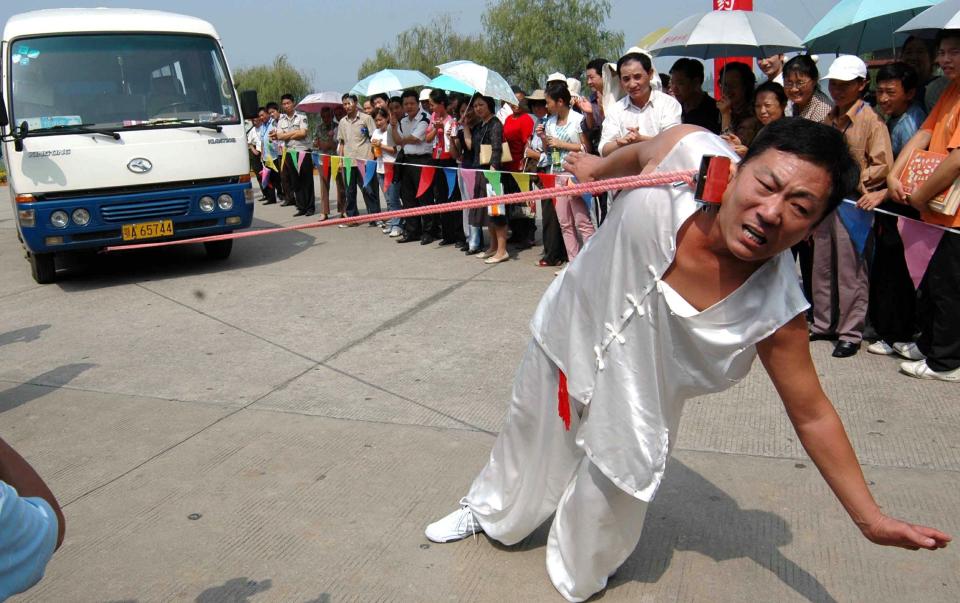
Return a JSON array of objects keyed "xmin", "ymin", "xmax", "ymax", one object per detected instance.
[{"xmin": 104, "ymin": 169, "xmax": 696, "ymax": 252}]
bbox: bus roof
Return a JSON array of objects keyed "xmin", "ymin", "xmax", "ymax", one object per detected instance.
[{"xmin": 3, "ymin": 9, "xmax": 220, "ymax": 41}]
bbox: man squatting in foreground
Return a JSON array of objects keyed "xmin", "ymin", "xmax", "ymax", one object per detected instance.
[{"xmin": 424, "ymin": 119, "xmax": 951, "ymax": 602}]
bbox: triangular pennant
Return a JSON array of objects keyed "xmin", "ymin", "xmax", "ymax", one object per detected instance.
[
  {"xmin": 898, "ymin": 217, "xmax": 946, "ymax": 289},
  {"xmin": 344, "ymin": 157, "xmax": 353, "ymax": 187},
  {"xmin": 280, "ymin": 148, "xmax": 287, "ymax": 172},
  {"xmin": 512, "ymin": 172, "xmax": 531, "ymax": 192},
  {"xmin": 364, "ymin": 160, "xmax": 377, "ymax": 188},
  {"xmin": 445, "ymin": 168, "xmax": 458, "ymax": 199},
  {"xmin": 296, "ymin": 150, "xmax": 305, "ymax": 172},
  {"xmin": 484, "ymin": 170, "xmax": 502, "ymax": 195},
  {"xmin": 460, "ymin": 169, "xmax": 476, "ymax": 201},
  {"xmin": 356, "ymin": 159, "xmax": 367, "ymax": 183},
  {"xmin": 263, "ymin": 154, "xmax": 277, "ymax": 171},
  {"xmin": 538, "ymin": 173, "xmax": 557, "ymax": 189},
  {"xmin": 312, "ymin": 151, "xmax": 320, "ymax": 166},
  {"xmin": 383, "ymin": 163, "xmax": 394, "ymax": 192},
  {"xmin": 330, "ymin": 155, "xmax": 341, "ymax": 180},
  {"xmin": 837, "ymin": 202, "xmax": 873, "ymax": 256},
  {"xmin": 321, "ymin": 154, "xmax": 331, "ymax": 179},
  {"xmin": 417, "ymin": 166, "xmax": 436, "ymax": 198},
  {"xmin": 259, "ymin": 166, "xmax": 270, "ymax": 188}
]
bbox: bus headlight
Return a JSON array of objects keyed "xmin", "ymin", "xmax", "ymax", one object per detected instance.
[
  {"xmin": 199, "ymin": 196, "xmax": 216, "ymax": 212},
  {"xmin": 72, "ymin": 208, "xmax": 91, "ymax": 226},
  {"xmin": 50, "ymin": 210, "xmax": 69, "ymax": 228},
  {"xmin": 18, "ymin": 209, "xmax": 35, "ymax": 227},
  {"xmin": 217, "ymin": 193, "xmax": 234, "ymax": 210}
]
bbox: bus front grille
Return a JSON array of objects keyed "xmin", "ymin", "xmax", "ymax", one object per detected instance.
[{"xmin": 101, "ymin": 199, "xmax": 191, "ymax": 223}]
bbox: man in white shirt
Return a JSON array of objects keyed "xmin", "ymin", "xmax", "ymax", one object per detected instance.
[
  {"xmin": 390, "ymin": 89, "xmax": 433, "ymax": 243},
  {"xmin": 271, "ymin": 94, "xmax": 315, "ymax": 216},
  {"xmin": 759, "ymin": 53, "xmax": 785, "ymax": 86},
  {"xmin": 598, "ymin": 52, "xmax": 682, "ymax": 157}
]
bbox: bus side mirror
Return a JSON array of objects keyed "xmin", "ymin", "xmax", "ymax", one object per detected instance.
[{"xmin": 239, "ymin": 90, "xmax": 258, "ymax": 120}]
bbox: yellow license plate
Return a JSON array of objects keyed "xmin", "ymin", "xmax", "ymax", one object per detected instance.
[{"xmin": 122, "ymin": 220, "xmax": 174, "ymax": 241}]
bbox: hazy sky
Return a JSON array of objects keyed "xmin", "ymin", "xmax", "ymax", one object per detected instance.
[{"xmin": 3, "ymin": 0, "xmax": 843, "ymax": 93}]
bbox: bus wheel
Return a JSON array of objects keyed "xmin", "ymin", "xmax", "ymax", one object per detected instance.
[
  {"xmin": 204, "ymin": 239, "xmax": 233, "ymax": 260},
  {"xmin": 29, "ymin": 252, "xmax": 56, "ymax": 284}
]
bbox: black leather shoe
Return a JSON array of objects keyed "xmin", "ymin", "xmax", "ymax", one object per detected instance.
[
  {"xmin": 464, "ymin": 247, "xmax": 481, "ymax": 255},
  {"xmin": 262, "ymin": 200, "xmax": 277, "ymax": 205},
  {"xmin": 397, "ymin": 235, "xmax": 418, "ymax": 243},
  {"xmin": 832, "ymin": 341, "xmax": 860, "ymax": 358},
  {"xmin": 438, "ymin": 239, "xmax": 457, "ymax": 247},
  {"xmin": 293, "ymin": 210, "xmax": 306, "ymax": 217},
  {"xmin": 809, "ymin": 332, "xmax": 835, "ymax": 342},
  {"xmin": 420, "ymin": 236, "xmax": 435, "ymax": 245},
  {"xmin": 280, "ymin": 202, "xmax": 294, "ymax": 207},
  {"xmin": 303, "ymin": 210, "xmax": 315, "ymax": 216}
]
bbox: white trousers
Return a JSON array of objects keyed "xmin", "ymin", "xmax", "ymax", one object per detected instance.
[{"xmin": 463, "ymin": 340, "xmax": 649, "ymax": 602}]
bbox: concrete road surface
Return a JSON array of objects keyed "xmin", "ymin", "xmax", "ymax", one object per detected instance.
[{"xmin": 1, "ymin": 187, "xmax": 957, "ymax": 602}]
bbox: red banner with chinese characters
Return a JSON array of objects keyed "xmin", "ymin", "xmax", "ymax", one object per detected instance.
[{"xmin": 713, "ymin": 0, "xmax": 753, "ymax": 98}]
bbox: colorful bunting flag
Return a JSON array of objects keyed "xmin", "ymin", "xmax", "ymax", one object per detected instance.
[
  {"xmin": 280, "ymin": 147, "xmax": 287, "ymax": 172},
  {"xmin": 837, "ymin": 202, "xmax": 873, "ymax": 256},
  {"xmin": 898, "ymin": 217, "xmax": 946, "ymax": 289},
  {"xmin": 539, "ymin": 173, "xmax": 557, "ymax": 189},
  {"xmin": 417, "ymin": 166, "xmax": 436, "ymax": 198},
  {"xmin": 460, "ymin": 169, "xmax": 476, "ymax": 201},
  {"xmin": 321, "ymin": 154, "xmax": 331, "ymax": 179},
  {"xmin": 259, "ymin": 166, "xmax": 270, "ymax": 188},
  {"xmin": 357, "ymin": 159, "xmax": 367, "ymax": 184},
  {"xmin": 263, "ymin": 154, "xmax": 277, "ymax": 172},
  {"xmin": 331, "ymin": 156, "xmax": 342, "ymax": 183},
  {"xmin": 383, "ymin": 163, "xmax": 395, "ymax": 192},
  {"xmin": 296, "ymin": 150, "xmax": 305, "ymax": 172},
  {"xmin": 484, "ymin": 170, "xmax": 502, "ymax": 195},
  {"xmin": 512, "ymin": 172, "xmax": 531, "ymax": 192},
  {"xmin": 364, "ymin": 160, "xmax": 377, "ymax": 188},
  {"xmin": 344, "ymin": 157, "xmax": 353, "ymax": 186},
  {"xmin": 444, "ymin": 168, "xmax": 458, "ymax": 199}
]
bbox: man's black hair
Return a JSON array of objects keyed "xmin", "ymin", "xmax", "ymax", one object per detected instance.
[
  {"xmin": 400, "ymin": 89, "xmax": 419, "ymax": 102},
  {"xmin": 586, "ymin": 58, "xmax": 607, "ymax": 74},
  {"xmin": 388, "ymin": 96, "xmax": 402, "ymax": 105},
  {"xmin": 511, "ymin": 85, "xmax": 527, "ymax": 96},
  {"xmin": 371, "ymin": 93, "xmax": 389, "ymax": 104},
  {"xmin": 341, "ymin": 93, "xmax": 359, "ymax": 103},
  {"xmin": 544, "ymin": 81, "xmax": 571, "ymax": 106},
  {"xmin": 876, "ymin": 62, "xmax": 919, "ymax": 93},
  {"xmin": 936, "ymin": 28, "xmax": 960, "ymax": 47},
  {"xmin": 265, "ymin": 101, "xmax": 279, "ymax": 112},
  {"xmin": 429, "ymin": 88, "xmax": 449, "ymax": 105},
  {"xmin": 616, "ymin": 52, "xmax": 652, "ymax": 75},
  {"xmin": 669, "ymin": 58, "xmax": 705, "ymax": 84},
  {"xmin": 280, "ymin": 93, "xmax": 295, "ymax": 103},
  {"xmin": 903, "ymin": 35, "xmax": 936, "ymax": 59},
  {"xmin": 256, "ymin": 106, "xmax": 267, "ymax": 114},
  {"xmin": 741, "ymin": 117, "xmax": 860, "ymax": 219}
]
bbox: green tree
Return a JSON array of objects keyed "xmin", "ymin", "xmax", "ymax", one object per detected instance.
[
  {"xmin": 481, "ymin": 0, "xmax": 624, "ymax": 91},
  {"xmin": 357, "ymin": 15, "xmax": 485, "ymax": 81},
  {"xmin": 234, "ymin": 55, "xmax": 312, "ymax": 106},
  {"xmin": 357, "ymin": 1, "xmax": 623, "ymax": 93}
]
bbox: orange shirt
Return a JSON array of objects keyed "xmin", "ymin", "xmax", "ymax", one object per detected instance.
[{"xmin": 920, "ymin": 80, "xmax": 960, "ymax": 226}]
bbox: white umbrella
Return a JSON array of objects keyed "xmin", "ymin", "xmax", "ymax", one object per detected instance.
[
  {"xmin": 897, "ymin": 0, "xmax": 960, "ymax": 36},
  {"xmin": 296, "ymin": 91, "xmax": 342, "ymax": 113},
  {"xmin": 350, "ymin": 69, "xmax": 431, "ymax": 97},
  {"xmin": 648, "ymin": 10, "xmax": 805, "ymax": 59},
  {"xmin": 436, "ymin": 60, "xmax": 516, "ymax": 105}
]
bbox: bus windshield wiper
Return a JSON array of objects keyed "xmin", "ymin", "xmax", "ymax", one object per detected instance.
[
  {"xmin": 34, "ymin": 123, "xmax": 121, "ymax": 140},
  {"xmin": 140, "ymin": 118, "xmax": 223, "ymax": 132}
]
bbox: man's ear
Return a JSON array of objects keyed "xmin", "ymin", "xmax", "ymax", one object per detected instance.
[{"xmin": 728, "ymin": 161, "xmax": 739, "ymax": 181}]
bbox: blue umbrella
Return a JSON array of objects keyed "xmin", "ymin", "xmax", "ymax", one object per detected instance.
[
  {"xmin": 427, "ymin": 74, "xmax": 476, "ymax": 95},
  {"xmin": 350, "ymin": 69, "xmax": 431, "ymax": 96},
  {"xmin": 803, "ymin": 0, "xmax": 941, "ymax": 55}
]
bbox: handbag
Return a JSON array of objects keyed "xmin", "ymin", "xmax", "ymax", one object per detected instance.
[{"xmin": 479, "ymin": 142, "xmax": 512, "ymax": 166}]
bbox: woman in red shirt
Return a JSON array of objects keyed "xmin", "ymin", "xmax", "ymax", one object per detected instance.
[{"xmin": 503, "ymin": 94, "xmax": 536, "ymax": 249}]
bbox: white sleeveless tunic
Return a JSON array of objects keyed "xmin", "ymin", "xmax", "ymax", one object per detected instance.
[{"xmin": 529, "ymin": 131, "xmax": 809, "ymax": 501}]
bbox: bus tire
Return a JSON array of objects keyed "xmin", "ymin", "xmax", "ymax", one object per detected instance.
[
  {"xmin": 29, "ymin": 252, "xmax": 56, "ymax": 284},
  {"xmin": 204, "ymin": 239, "xmax": 232, "ymax": 260}
]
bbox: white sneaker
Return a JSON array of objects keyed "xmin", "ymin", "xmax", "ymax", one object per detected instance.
[
  {"xmin": 892, "ymin": 342, "xmax": 925, "ymax": 361},
  {"xmin": 867, "ymin": 341, "xmax": 896, "ymax": 356},
  {"xmin": 424, "ymin": 507, "xmax": 482, "ymax": 543},
  {"xmin": 389, "ymin": 227, "xmax": 403, "ymax": 238},
  {"xmin": 899, "ymin": 359, "xmax": 960, "ymax": 382}
]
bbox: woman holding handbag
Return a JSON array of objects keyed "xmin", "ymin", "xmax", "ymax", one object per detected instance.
[
  {"xmin": 544, "ymin": 80, "xmax": 595, "ymax": 261},
  {"xmin": 464, "ymin": 94, "xmax": 509, "ymax": 264}
]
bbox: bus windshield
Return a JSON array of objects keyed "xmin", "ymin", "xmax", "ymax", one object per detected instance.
[{"xmin": 9, "ymin": 33, "xmax": 240, "ymax": 133}]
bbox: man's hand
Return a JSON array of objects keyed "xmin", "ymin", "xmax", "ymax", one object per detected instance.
[
  {"xmin": 861, "ymin": 514, "xmax": 951, "ymax": 551},
  {"xmin": 618, "ymin": 128, "xmax": 641, "ymax": 147},
  {"xmin": 717, "ymin": 96, "xmax": 733, "ymax": 116},
  {"xmin": 576, "ymin": 96, "xmax": 593, "ymax": 114},
  {"xmin": 564, "ymin": 152, "xmax": 602, "ymax": 183},
  {"xmin": 856, "ymin": 190, "xmax": 887, "ymax": 210}
]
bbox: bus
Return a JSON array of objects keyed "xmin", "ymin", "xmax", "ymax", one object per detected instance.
[{"xmin": 0, "ymin": 8, "xmax": 258, "ymax": 283}]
